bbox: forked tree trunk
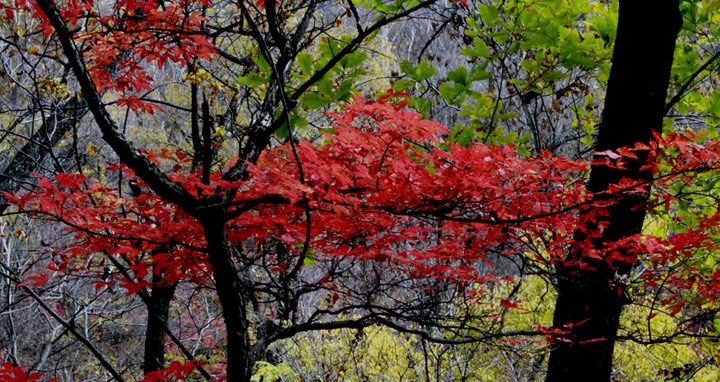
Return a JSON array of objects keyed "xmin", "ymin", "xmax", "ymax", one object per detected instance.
[{"xmin": 546, "ymin": 1, "xmax": 681, "ymax": 381}]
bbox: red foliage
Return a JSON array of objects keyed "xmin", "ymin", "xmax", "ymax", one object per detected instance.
[
  {"xmin": 10, "ymin": 0, "xmax": 720, "ymax": 375},
  {"xmin": 140, "ymin": 360, "xmax": 207, "ymax": 382},
  {"xmin": 7, "ymin": 96, "xmax": 720, "ymax": 312},
  {"xmin": 5, "ymin": 96, "xmax": 594, "ymax": 301},
  {"xmin": 230, "ymin": 96, "xmax": 591, "ymax": 281},
  {"xmin": 8, "ymin": 92, "xmax": 720, "ymax": 377},
  {"xmin": 7, "ymin": 0, "xmax": 216, "ymax": 111},
  {"xmin": 0, "ymin": 363, "xmax": 56, "ymax": 382}
]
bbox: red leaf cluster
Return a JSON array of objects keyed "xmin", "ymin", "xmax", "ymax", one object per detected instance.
[
  {"xmin": 0, "ymin": 363, "xmax": 56, "ymax": 382},
  {"xmin": 9, "ymin": 96, "xmax": 720, "ymax": 319},
  {"xmin": 16, "ymin": 0, "xmax": 216, "ymax": 112},
  {"xmin": 140, "ymin": 360, "xmax": 206, "ymax": 382},
  {"xmin": 6, "ymin": 96, "xmax": 590, "ymax": 297}
]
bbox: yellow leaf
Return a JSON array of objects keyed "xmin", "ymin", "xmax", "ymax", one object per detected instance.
[{"xmin": 211, "ymin": 127, "xmax": 224, "ymax": 140}]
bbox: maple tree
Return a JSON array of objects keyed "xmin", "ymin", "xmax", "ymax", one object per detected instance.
[
  {"xmin": 5, "ymin": 92, "xmax": 591, "ymax": 380},
  {"xmin": 4, "ymin": 0, "xmax": 720, "ymax": 381},
  {"xmin": 2, "ymin": 0, "xmax": 490, "ymax": 380}
]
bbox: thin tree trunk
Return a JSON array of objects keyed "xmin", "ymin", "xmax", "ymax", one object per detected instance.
[
  {"xmin": 143, "ymin": 269, "xmax": 178, "ymax": 374},
  {"xmin": 546, "ymin": 1, "xmax": 681, "ymax": 381}
]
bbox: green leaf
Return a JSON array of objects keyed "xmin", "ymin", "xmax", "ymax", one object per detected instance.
[
  {"xmin": 393, "ymin": 79, "xmax": 416, "ymax": 92},
  {"xmin": 303, "ymin": 251, "xmax": 315, "ymax": 266},
  {"xmin": 409, "ymin": 98, "xmax": 432, "ymax": 115},
  {"xmin": 709, "ymin": 125, "xmax": 719, "ymax": 139},
  {"xmin": 415, "ymin": 60, "xmax": 437, "ymax": 81},
  {"xmin": 439, "ymin": 82, "xmax": 466, "ymax": 105},
  {"xmin": 399, "ymin": 60, "xmax": 416, "ymax": 77},
  {"xmin": 318, "ymin": 79, "xmax": 333, "ymax": 98},
  {"xmin": 297, "ymin": 52, "xmax": 314, "ymax": 75},
  {"xmin": 585, "ymin": 93, "xmax": 595, "ymax": 107},
  {"xmin": 466, "ymin": 17, "xmax": 481, "ymax": 31},
  {"xmin": 346, "ymin": 68, "xmax": 366, "ymax": 79},
  {"xmin": 470, "ymin": 64, "xmax": 493, "ymax": 81},
  {"xmin": 517, "ymin": 146, "xmax": 531, "ymax": 157},
  {"xmin": 275, "ymin": 123, "xmax": 290, "ymax": 140},
  {"xmin": 517, "ymin": 133, "xmax": 532, "ymax": 144},
  {"xmin": 274, "ymin": 110, "xmax": 308, "ymax": 140},
  {"xmin": 472, "ymin": 38, "xmax": 490, "ymax": 58},
  {"xmin": 460, "ymin": 47, "xmax": 479, "ymax": 58},
  {"xmin": 237, "ymin": 72, "xmax": 270, "ymax": 87},
  {"xmin": 301, "ymin": 93, "xmax": 332, "ymax": 109},
  {"xmin": 477, "ymin": 4, "xmax": 499, "ymax": 26},
  {"xmin": 460, "ymin": 37, "xmax": 490, "ymax": 58},
  {"xmin": 447, "ymin": 66, "xmax": 468, "ymax": 85},
  {"xmin": 341, "ymin": 51, "xmax": 368, "ymax": 69},
  {"xmin": 425, "ymin": 161, "xmax": 436, "ymax": 174},
  {"xmin": 273, "ymin": 109, "xmax": 290, "ymax": 140},
  {"xmin": 399, "ymin": 60, "xmax": 437, "ymax": 82},
  {"xmin": 318, "ymin": 37, "xmax": 340, "ymax": 59},
  {"xmin": 335, "ymin": 80, "xmax": 354, "ymax": 101},
  {"xmin": 450, "ymin": 124, "xmax": 474, "ymax": 146},
  {"xmin": 256, "ymin": 52, "xmax": 272, "ymax": 74}
]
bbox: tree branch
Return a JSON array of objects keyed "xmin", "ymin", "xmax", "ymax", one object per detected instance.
[
  {"xmin": 34, "ymin": 0, "xmax": 203, "ymax": 216},
  {"xmin": 0, "ymin": 262, "xmax": 125, "ymax": 381},
  {"xmin": 0, "ymin": 98, "xmax": 87, "ymax": 215},
  {"xmin": 664, "ymin": 49, "xmax": 720, "ymax": 115}
]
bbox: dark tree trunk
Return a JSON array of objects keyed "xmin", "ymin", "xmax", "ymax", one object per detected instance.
[
  {"xmin": 546, "ymin": 1, "xmax": 681, "ymax": 381},
  {"xmin": 202, "ymin": 219, "xmax": 254, "ymax": 381},
  {"xmin": 143, "ymin": 269, "xmax": 177, "ymax": 374}
]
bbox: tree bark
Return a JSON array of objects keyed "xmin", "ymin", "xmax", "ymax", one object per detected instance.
[
  {"xmin": 202, "ymin": 218, "xmax": 254, "ymax": 381},
  {"xmin": 546, "ymin": 1, "xmax": 681, "ymax": 381},
  {"xmin": 143, "ymin": 269, "xmax": 178, "ymax": 374}
]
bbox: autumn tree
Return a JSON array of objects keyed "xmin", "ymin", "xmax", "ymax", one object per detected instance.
[
  {"xmin": 1, "ymin": 0, "xmax": 488, "ymax": 379},
  {"xmin": 5, "ymin": 0, "xmax": 720, "ymax": 381},
  {"xmin": 404, "ymin": 0, "xmax": 720, "ymax": 379}
]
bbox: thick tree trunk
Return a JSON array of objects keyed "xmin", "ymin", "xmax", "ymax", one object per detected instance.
[
  {"xmin": 545, "ymin": 1, "xmax": 681, "ymax": 381},
  {"xmin": 143, "ymin": 270, "xmax": 177, "ymax": 374},
  {"xmin": 203, "ymin": 219, "xmax": 254, "ymax": 381}
]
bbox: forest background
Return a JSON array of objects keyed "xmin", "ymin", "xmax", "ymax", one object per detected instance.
[{"xmin": 2, "ymin": 0, "xmax": 720, "ymax": 381}]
